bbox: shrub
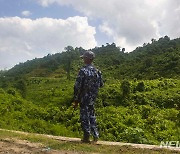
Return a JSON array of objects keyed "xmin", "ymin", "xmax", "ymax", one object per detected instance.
[
  {"xmin": 136, "ymin": 82, "xmax": 145, "ymax": 92},
  {"xmin": 121, "ymin": 80, "xmax": 131, "ymax": 96},
  {"xmin": 7, "ymin": 88, "xmax": 16, "ymax": 96},
  {"xmin": 121, "ymin": 127, "xmax": 147, "ymax": 144}
]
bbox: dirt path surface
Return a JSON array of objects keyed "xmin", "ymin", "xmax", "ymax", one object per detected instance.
[
  {"xmin": 0, "ymin": 138, "xmax": 52, "ymax": 153},
  {"xmin": 0, "ymin": 138, "xmax": 81, "ymax": 154},
  {"xmin": 0, "ymin": 138, "xmax": 77, "ymax": 154},
  {"xmin": 0, "ymin": 128, "xmax": 179, "ymax": 153}
]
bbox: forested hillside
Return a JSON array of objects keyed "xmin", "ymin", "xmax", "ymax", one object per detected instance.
[
  {"xmin": 0, "ymin": 36, "xmax": 179, "ymax": 145},
  {"xmin": 2, "ymin": 36, "xmax": 180, "ymax": 80}
]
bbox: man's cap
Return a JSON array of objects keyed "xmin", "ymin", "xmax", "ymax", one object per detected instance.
[{"xmin": 80, "ymin": 51, "xmax": 95, "ymax": 59}]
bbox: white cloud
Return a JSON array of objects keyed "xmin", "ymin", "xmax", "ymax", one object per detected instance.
[
  {"xmin": 36, "ymin": 0, "xmax": 180, "ymax": 52},
  {"xmin": 21, "ymin": 10, "xmax": 32, "ymax": 17},
  {"xmin": 0, "ymin": 16, "xmax": 96, "ymax": 69},
  {"xmin": 99, "ymin": 22, "xmax": 113, "ymax": 37},
  {"xmin": 36, "ymin": 0, "xmax": 72, "ymax": 7}
]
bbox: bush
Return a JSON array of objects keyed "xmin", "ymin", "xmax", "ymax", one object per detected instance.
[
  {"xmin": 121, "ymin": 80, "xmax": 131, "ymax": 96},
  {"xmin": 7, "ymin": 88, "xmax": 16, "ymax": 96},
  {"xmin": 121, "ymin": 127, "xmax": 147, "ymax": 144},
  {"xmin": 136, "ymin": 82, "xmax": 145, "ymax": 92}
]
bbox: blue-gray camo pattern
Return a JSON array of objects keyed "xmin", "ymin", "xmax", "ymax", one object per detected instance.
[{"xmin": 74, "ymin": 64, "xmax": 103, "ymax": 138}]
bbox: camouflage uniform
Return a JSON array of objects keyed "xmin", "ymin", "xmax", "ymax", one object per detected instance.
[{"xmin": 74, "ymin": 64, "xmax": 103, "ymax": 138}]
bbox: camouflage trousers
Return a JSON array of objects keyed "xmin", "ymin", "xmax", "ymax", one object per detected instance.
[{"xmin": 80, "ymin": 103, "xmax": 99, "ymax": 138}]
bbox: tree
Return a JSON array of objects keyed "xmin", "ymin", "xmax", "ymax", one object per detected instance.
[
  {"xmin": 64, "ymin": 46, "xmax": 74, "ymax": 52},
  {"xmin": 121, "ymin": 80, "xmax": 131, "ymax": 96},
  {"xmin": 144, "ymin": 58, "xmax": 153, "ymax": 68},
  {"xmin": 122, "ymin": 48, "xmax": 125, "ymax": 53},
  {"xmin": 136, "ymin": 82, "xmax": 145, "ymax": 92},
  {"xmin": 63, "ymin": 46, "xmax": 74, "ymax": 80},
  {"xmin": 151, "ymin": 38, "xmax": 156, "ymax": 43},
  {"xmin": 14, "ymin": 79, "xmax": 27, "ymax": 98}
]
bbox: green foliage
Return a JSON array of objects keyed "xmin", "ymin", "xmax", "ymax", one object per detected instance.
[
  {"xmin": 121, "ymin": 80, "xmax": 131, "ymax": 96},
  {"xmin": 136, "ymin": 82, "xmax": 145, "ymax": 92},
  {"xmin": 3, "ymin": 36, "xmax": 180, "ymax": 80},
  {"xmin": 14, "ymin": 79, "xmax": 27, "ymax": 98},
  {"xmin": 7, "ymin": 88, "xmax": 16, "ymax": 96},
  {"xmin": 0, "ymin": 88, "xmax": 78, "ymax": 137},
  {"xmin": 0, "ymin": 36, "xmax": 180, "ymax": 146},
  {"xmin": 0, "ymin": 76, "xmax": 180, "ymax": 145}
]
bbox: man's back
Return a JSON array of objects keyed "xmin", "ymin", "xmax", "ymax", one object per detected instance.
[
  {"xmin": 74, "ymin": 64, "xmax": 103, "ymax": 105},
  {"xmin": 73, "ymin": 50, "xmax": 103, "ymax": 143}
]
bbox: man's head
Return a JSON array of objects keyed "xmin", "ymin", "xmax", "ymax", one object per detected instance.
[{"xmin": 80, "ymin": 51, "xmax": 95, "ymax": 64}]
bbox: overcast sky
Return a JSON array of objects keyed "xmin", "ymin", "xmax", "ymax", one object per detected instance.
[{"xmin": 0, "ymin": 0, "xmax": 180, "ymax": 70}]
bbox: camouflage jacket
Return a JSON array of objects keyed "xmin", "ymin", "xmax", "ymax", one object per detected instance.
[{"xmin": 74, "ymin": 64, "xmax": 103, "ymax": 104}]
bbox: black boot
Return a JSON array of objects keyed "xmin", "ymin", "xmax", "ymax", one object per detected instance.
[
  {"xmin": 91, "ymin": 136, "xmax": 98, "ymax": 144},
  {"xmin": 81, "ymin": 133, "xmax": 90, "ymax": 143}
]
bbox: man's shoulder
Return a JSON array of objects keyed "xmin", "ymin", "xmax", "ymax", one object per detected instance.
[
  {"xmin": 77, "ymin": 66, "xmax": 87, "ymax": 77},
  {"xmin": 80, "ymin": 65, "xmax": 93, "ymax": 71},
  {"xmin": 79, "ymin": 65, "xmax": 101, "ymax": 75},
  {"xmin": 79, "ymin": 66, "xmax": 86, "ymax": 72}
]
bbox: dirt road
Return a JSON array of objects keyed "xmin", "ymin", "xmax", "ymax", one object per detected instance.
[{"xmin": 0, "ymin": 129, "xmax": 179, "ymax": 154}]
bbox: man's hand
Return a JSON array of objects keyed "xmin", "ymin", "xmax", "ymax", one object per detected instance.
[{"xmin": 73, "ymin": 100, "xmax": 79, "ymax": 109}]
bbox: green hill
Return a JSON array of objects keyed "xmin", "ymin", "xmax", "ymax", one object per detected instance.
[
  {"xmin": 3, "ymin": 36, "xmax": 180, "ymax": 80},
  {"xmin": 0, "ymin": 36, "xmax": 179, "ymax": 146}
]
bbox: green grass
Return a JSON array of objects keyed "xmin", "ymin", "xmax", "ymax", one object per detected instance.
[
  {"xmin": 0, "ymin": 77, "xmax": 179, "ymax": 145},
  {"xmin": 0, "ymin": 129, "xmax": 178, "ymax": 154},
  {"xmin": 26, "ymin": 77, "xmax": 74, "ymax": 107}
]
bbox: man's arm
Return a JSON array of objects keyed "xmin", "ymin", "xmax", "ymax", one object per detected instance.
[
  {"xmin": 73, "ymin": 69, "xmax": 84, "ymax": 107},
  {"xmin": 98, "ymin": 70, "xmax": 104, "ymax": 87}
]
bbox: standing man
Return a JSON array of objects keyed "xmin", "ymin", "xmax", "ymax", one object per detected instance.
[{"xmin": 73, "ymin": 50, "xmax": 104, "ymax": 143}]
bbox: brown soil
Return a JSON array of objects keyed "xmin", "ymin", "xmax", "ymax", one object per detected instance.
[
  {"xmin": 0, "ymin": 138, "xmax": 76, "ymax": 154},
  {"xmin": 0, "ymin": 129, "xmax": 179, "ymax": 153}
]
